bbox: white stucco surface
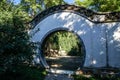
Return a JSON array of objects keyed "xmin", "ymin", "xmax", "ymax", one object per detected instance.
[{"xmin": 30, "ymin": 12, "xmax": 120, "ymax": 68}]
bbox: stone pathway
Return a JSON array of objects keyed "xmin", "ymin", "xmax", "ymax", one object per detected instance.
[{"xmin": 44, "ymin": 73, "xmax": 74, "ymax": 80}]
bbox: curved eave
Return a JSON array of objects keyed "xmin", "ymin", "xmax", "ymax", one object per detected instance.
[{"xmin": 30, "ymin": 4, "xmax": 120, "ymax": 28}]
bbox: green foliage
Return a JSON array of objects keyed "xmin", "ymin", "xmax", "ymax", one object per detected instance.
[
  {"xmin": 42, "ymin": 31, "xmax": 82, "ymax": 56},
  {"xmin": 0, "ymin": 1, "xmax": 33, "ymax": 73},
  {"xmin": 44, "ymin": 0, "xmax": 65, "ymax": 9},
  {"xmin": 0, "ymin": 2, "xmax": 44, "ymax": 79},
  {"xmin": 74, "ymin": 0, "xmax": 120, "ymax": 12},
  {"xmin": 0, "ymin": 0, "xmax": 79, "ymax": 80},
  {"xmin": 20, "ymin": 0, "xmax": 65, "ymax": 17},
  {"xmin": 73, "ymin": 74, "xmax": 120, "ymax": 80},
  {"xmin": 88, "ymin": 0, "xmax": 120, "ymax": 12},
  {"xmin": 20, "ymin": 0, "xmax": 43, "ymax": 17},
  {"xmin": 74, "ymin": 0, "xmax": 92, "ymax": 8},
  {"xmin": 0, "ymin": 65, "xmax": 46, "ymax": 80},
  {"xmin": 57, "ymin": 31, "xmax": 82, "ymax": 56},
  {"xmin": 0, "ymin": 0, "xmax": 13, "ymax": 11},
  {"xmin": 73, "ymin": 75, "xmax": 95, "ymax": 80}
]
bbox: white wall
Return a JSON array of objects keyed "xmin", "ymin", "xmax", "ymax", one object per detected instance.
[
  {"xmin": 106, "ymin": 23, "xmax": 120, "ymax": 67},
  {"xmin": 30, "ymin": 12, "xmax": 120, "ymax": 68}
]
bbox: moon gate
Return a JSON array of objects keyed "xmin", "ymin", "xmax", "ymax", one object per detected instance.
[{"xmin": 30, "ymin": 5, "xmax": 120, "ymax": 70}]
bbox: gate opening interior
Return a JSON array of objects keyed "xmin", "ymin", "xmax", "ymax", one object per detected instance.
[{"xmin": 41, "ymin": 30, "xmax": 85, "ymax": 71}]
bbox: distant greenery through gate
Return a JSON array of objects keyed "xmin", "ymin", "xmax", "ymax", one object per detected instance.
[
  {"xmin": 42, "ymin": 30, "xmax": 85, "ymax": 70},
  {"xmin": 42, "ymin": 30, "xmax": 83, "ymax": 57}
]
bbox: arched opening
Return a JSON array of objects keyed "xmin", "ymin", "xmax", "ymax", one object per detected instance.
[{"xmin": 41, "ymin": 30, "xmax": 86, "ymax": 71}]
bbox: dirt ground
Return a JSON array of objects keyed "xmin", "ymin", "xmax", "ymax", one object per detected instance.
[{"xmin": 46, "ymin": 56, "xmax": 83, "ymax": 70}]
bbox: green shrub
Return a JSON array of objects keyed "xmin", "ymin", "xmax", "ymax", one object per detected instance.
[
  {"xmin": 73, "ymin": 74, "xmax": 120, "ymax": 80},
  {"xmin": 0, "ymin": 65, "xmax": 46, "ymax": 80},
  {"xmin": 73, "ymin": 75, "xmax": 95, "ymax": 80}
]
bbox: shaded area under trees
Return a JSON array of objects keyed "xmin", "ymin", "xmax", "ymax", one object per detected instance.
[{"xmin": 42, "ymin": 31, "xmax": 85, "ymax": 70}]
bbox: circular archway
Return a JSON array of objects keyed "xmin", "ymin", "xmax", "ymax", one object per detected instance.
[
  {"xmin": 41, "ymin": 29, "xmax": 86, "ymax": 71},
  {"xmin": 30, "ymin": 5, "xmax": 120, "ymax": 69}
]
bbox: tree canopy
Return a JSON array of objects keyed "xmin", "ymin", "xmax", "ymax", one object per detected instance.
[
  {"xmin": 74, "ymin": 0, "xmax": 120, "ymax": 12},
  {"xmin": 0, "ymin": 0, "xmax": 33, "ymax": 73}
]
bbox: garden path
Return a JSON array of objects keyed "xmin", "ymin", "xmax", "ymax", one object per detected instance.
[{"xmin": 44, "ymin": 73, "xmax": 74, "ymax": 80}]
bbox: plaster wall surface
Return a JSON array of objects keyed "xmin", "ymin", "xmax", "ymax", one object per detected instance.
[{"xmin": 30, "ymin": 12, "xmax": 120, "ymax": 68}]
